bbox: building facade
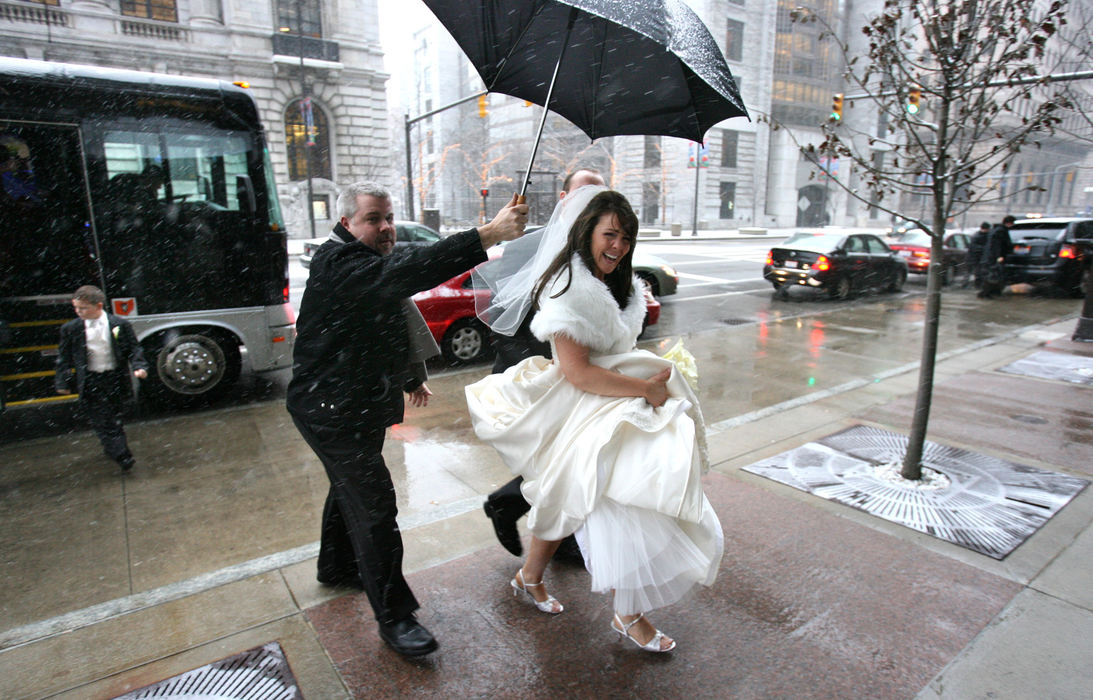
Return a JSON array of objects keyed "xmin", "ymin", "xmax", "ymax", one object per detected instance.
[{"xmin": 0, "ymin": 0, "xmax": 391, "ymax": 239}]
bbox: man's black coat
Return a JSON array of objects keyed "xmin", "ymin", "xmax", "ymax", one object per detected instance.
[
  {"xmin": 286, "ymin": 223, "xmax": 487, "ymax": 428},
  {"xmin": 54, "ymin": 313, "xmax": 148, "ymax": 398}
]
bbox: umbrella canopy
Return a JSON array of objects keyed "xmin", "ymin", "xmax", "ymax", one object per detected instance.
[{"xmin": 421, "ymin": 0, "xmax": 748, "ymax": 143}]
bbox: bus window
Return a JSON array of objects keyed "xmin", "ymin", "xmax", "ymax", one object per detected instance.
[{"xmin": 96, "ymin": 126, "xmax": 263, "ymax": 313}]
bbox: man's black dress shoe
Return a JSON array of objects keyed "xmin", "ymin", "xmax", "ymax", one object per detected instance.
[
  {"xmin": 378, "ymin": 616, "xmax": 438, "ymax": 657},
  {"xmin": 483, "ymin": 500, "xmax": 522, "ymax": 556}
]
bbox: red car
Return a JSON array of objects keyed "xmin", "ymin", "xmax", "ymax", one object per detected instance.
[
  {"xmin": 886, "ymin": 230, "xmax": 971, "ymax": 285},
  {"xmin": 414, "ymin": 254, "xmax": 661, "ymax": 364}
]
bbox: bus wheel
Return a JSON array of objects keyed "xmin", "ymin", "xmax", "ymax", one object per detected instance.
[{"xmin": 147, "ymin": 332, "xmax": 241, "ymax": 401}]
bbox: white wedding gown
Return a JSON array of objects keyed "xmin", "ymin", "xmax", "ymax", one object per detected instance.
[{"xmin": 466, "ymin": 260, "xmax": 723, "ymax": 615}]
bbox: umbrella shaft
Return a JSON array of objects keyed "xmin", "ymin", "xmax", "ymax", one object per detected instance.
[{"xmin": 519, "ymin": 6, "xmax": 578, "ymax": 198}]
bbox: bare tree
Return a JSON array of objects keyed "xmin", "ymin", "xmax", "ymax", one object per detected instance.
[{"xmin": 794, "ymin": 0, "xmax": 1074, "ymax": 480}]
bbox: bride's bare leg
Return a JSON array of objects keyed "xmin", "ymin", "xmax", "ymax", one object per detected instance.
[{"xmin": 518, "ymin": 536, "xmax": 562, "ymax": 605}]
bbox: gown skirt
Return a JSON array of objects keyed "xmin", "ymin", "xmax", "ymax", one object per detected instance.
[{"xmin": 466, "ymin": 349, "xmax": 723, "ymax": 615}]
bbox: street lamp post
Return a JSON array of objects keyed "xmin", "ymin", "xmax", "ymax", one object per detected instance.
[{"xmin": 285, "ymin": 0, "xmax": 316, "ymax": 238}]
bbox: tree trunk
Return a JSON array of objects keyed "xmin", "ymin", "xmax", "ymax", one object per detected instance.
[{"xmin": 901, "ymin": 93, "xmax": 952, "ymax": 481}]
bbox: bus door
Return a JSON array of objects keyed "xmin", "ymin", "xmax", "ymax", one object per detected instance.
[{"xmin": 0, "ymin": 120, "xmax": 100, "ymax": 408}]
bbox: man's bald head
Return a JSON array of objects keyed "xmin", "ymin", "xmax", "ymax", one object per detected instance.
[{"xmin": 560, "ymin": 168, "xmax": 605, "ymax": 199}]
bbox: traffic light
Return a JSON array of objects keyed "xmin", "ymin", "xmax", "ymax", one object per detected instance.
[
  {"xmin": 480, "ymin": 188, "xmax": 489, "ymax": 197},
  {"xmin": 907, "ymin": 85, "xmax": 921, "ymax": 114},
  {"xmin": 477, "ymin": 94, "xmax": 488, "ymax": 118},
  {"xmin": 830, "ymin": 93, "xmax": 843, "ymax": 121}
]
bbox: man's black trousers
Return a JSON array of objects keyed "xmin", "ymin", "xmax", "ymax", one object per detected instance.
[
  {"xmin": 290, "ymin": 414, "xmax": 418, "ymax": 624},
  {"xmin": 81, "ymin": 370, "xmax": 132, "ymax": 462}
]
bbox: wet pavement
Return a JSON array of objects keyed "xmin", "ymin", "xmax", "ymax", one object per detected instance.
[{"xmin": 1, "ymin": 289, "xmax": 1091, "ymax": 699}]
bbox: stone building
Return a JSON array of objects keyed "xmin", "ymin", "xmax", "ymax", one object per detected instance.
[{"xmin": 0, "ymin": 0, "xmax": 391, "ymax": 239}]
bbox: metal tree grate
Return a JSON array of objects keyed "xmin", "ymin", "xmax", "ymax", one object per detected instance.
[
  {"xmin": 112, "ymin": 642, "xmax": 299, "ymax": 700},
  {"xmin": 742, "ymin": 424, "xmax": 1088, "ymax": 559}
]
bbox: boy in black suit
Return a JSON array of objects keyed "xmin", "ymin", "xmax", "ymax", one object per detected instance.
[{"xmin": 55, "ymin": 285, "xmax": 148, "ymax": 471}]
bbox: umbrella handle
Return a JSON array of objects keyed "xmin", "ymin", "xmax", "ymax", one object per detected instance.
[{"xmin": 517, "ymin": 195, "xmax": 526, "ymax": 205}]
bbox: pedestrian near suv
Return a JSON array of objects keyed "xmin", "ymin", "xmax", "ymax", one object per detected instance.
[
  {"xmin": 964, "ymin": 221, "xmax": 991, "ymax": 288},
  {"xmin": 978, "ymin": 215, "xmax": 1015, "ymax": 298},
  {"xmin": 54, "ymin": 285, "xmax": 148, "ymax": 472}
]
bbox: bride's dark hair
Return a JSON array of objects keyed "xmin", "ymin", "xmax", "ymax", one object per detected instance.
[{"xmin": 532, "ymin": 190, "xmax": 639, "ymax": 310}]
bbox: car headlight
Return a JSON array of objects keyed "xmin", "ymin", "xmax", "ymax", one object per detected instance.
[{"xmin": 660, "ymin": 264, "xmax": 678, "ymax": 277}]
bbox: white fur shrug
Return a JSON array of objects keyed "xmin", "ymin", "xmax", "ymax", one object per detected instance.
[{"xmin": 530, "ymin": 255, "xmax": 647, "ymax": 354}]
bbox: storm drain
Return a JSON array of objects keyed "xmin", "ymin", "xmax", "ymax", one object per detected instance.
[
  {"xmin": 742, "ymin": 424, "xmax": 1088, "ymax": 559},
  {"xmin": 997, "ymin": 350, "xmax": 1093, "ymax": 386},
  {"xmin": 112, "ymin": 642, "xmax": 299, "ymax": 699}
]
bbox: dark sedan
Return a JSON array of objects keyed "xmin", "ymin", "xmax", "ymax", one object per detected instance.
[
  {"xmin": 764, "ymin": 232, "xmax": 908, "ymax": 299},
  {"xmin": 887, "ymin": 230, "xmax": 971, "ymax": 285}
]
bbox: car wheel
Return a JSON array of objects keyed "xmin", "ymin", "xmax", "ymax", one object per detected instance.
[
  {"xmin": 828, "ymin": 276, "xmax": 852, "ymax": 300},
  {"xmin": 888, "ymin": 267, "xmax": 907, "ymax": 292},
  {"xmin": 636, "ymin": 272, "xmax": 660, "ymax": 297},
  {"xmin": 442, "ymin": 318, "xmax": 491, "ymax": 364},
  {"xmin": 144, "ymin": 330, "xmax": 241, "ymax": 403}
]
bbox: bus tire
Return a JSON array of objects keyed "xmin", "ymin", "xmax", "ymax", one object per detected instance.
[{"xmin": 144, "ymin": 331, "xmax": 241, "ymax": 402}]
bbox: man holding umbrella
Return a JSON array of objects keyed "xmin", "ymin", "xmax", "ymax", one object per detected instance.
[{"xmin": 288, "ymin": 183, "xmax": 527, "ymax": 657}]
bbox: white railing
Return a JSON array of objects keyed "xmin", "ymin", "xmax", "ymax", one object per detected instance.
[
  {"xmin": 0, "ymin": 1, "xmax": 69, "ymax": 27},
  {"xmin": 120, "ymin": 18, "xmax": 187, "ymax": 42}
]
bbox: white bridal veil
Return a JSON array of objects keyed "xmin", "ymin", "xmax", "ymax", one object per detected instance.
[{"xmin": 472, "ymin": 184, "xmax": 608, "ymax": 336}]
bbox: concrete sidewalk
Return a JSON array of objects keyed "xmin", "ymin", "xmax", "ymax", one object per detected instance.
[{"xmin": 1, "ymin": 296, "xmax": 1090, "ymax": 698}]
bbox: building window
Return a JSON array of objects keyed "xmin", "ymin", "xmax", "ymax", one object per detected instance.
[
  {"xmin": 121, "ymin": 0, "xmax": 178, "ymax": 22},
  {"xmin": 644, "ymin": 135, "xmax": 661, "ymax": 169},
  {"xmin": 725, "ymin": 19, "xmax": 744, "ymax": 62},
  {"xmin": 22, "ymin": 0, "xmax": 60, "ymax": 5},
  {"xmin": 720, "ymin": 130, "xmax": 738, "ymax": 168},
  {"xmin": 285, "ymin": 98, "xmax": 331, "ymax": 181},
  {"xmin": 276, "ymin": 0, "xmax": 322, "ymax": 37},
  {"xmin": 720, "ymin": 182, "xmax": 736, "ymax": 219},
  {"xmin": 642, "ymin": 181, "xmax": 660, "ymax": 224}
]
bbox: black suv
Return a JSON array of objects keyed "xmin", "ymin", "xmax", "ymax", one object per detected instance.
[{"xmin": 1004, "ymin": 218, "xmax": 1093, "ymax": 297}]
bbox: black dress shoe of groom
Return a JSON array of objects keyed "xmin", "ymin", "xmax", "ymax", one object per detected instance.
[
  {"xmin": 483, "ymin": 500, "xmax": 523, "ymax": 556},
  {"xmin": 378, "ymin": 616, "xmax": 438, "ymax": 657}
]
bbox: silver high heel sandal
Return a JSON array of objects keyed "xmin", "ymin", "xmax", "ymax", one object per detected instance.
[
  {"xmin": 510, "ymin": 569, "xmax": 563, "ymax": 614},
  {"xmin": 611, "ymin": 613, "xmax": 676, "ymax": 652}
]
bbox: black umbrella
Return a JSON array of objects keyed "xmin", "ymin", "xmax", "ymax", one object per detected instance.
[{"xmin": 421, "ymin": 0, "xmax": 749, "ymax": 195}]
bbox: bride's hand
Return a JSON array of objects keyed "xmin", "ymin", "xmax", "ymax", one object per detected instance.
[{"xmin": 643, "ymin": 368, "xmax": 671, "ymax": 407}]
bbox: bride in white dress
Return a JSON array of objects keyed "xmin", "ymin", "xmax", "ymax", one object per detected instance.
[{"xmin": 465, "ymin": 187, "xmax": 722, "ymax": 652}]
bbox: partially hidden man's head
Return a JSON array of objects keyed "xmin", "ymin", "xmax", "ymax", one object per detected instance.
[
  {"xmin": 560, "ymin": 168, "xmax": 604, "ymax": 199},
  {"xmin": 72, "ymin": 285, "xmax": 106, "ymax": 320},
  {"xmin": 337, "ymin": 182, "xmax": 396, "ymax": 255},
  {"xmin": 1002, "ymin": 215, "xmax": 1016, "ymax": 226}
]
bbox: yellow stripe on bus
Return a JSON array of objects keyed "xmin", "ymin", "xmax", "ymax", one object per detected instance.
[
  {"xmin": 9, "ymin": 320, "xmax": 68, "ymax": 328},
  {"xmin": 1, "ymin": 370, "xmax": 56, "ymax": 381},
  {"xmin": 5, "ymin": 394, "xmax": 78, "ymax": 406},
  {"xmin": 0, "ymin": 345, "xmax": 58, "ymax": 354}
]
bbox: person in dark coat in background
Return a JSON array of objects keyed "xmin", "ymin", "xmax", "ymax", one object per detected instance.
[
  {"xmin": 54, "ymin": 285, "xmax": 148, "ymax": 471},
  {"xmin": 978, "ymin": 215, "xmax": 1015, "ymax": 298},
  {"xmin": 964, "ymin": 221, "xmax": 991, "ymax": 288},
  {"xmin": 483, "ymin": 168, "xmax": 605, "ymax": 560},
  {"xmin": 286, "ymin": 182, "xmax": 526, "ymax": 657}
]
